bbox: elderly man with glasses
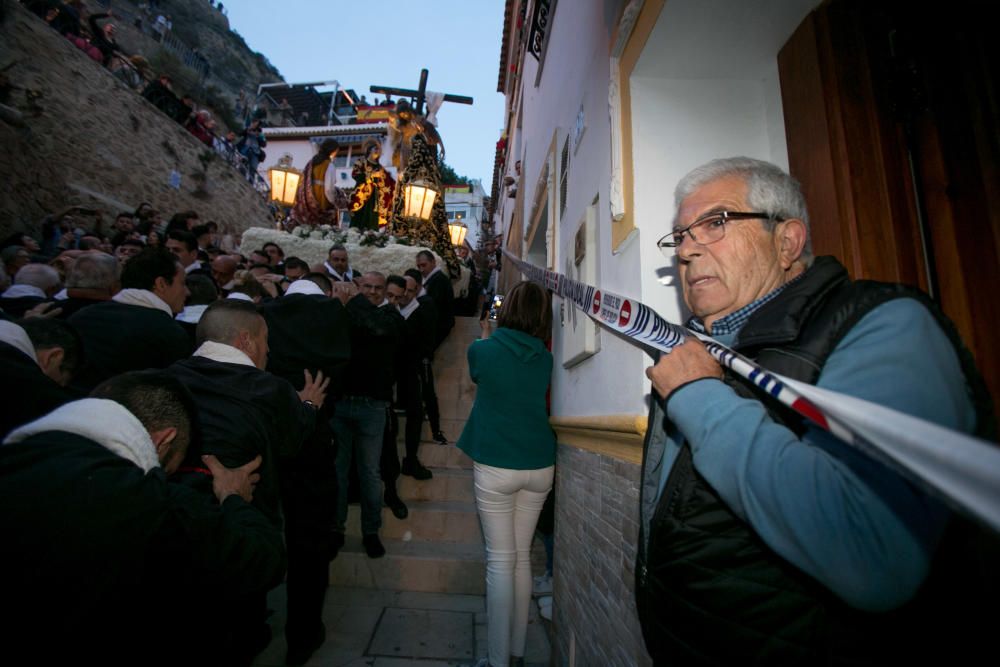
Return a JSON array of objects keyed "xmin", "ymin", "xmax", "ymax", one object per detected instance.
[{"xmin": 637, "ymin": 157, "xmax": 990, "ymax": 664}]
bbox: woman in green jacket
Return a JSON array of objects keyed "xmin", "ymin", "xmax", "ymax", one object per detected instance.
[{"xmin": 458, "ymin": 281, "xmax": 556, "ymax": 667}]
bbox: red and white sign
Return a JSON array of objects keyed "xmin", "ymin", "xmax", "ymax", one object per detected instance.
[
  {"xmin": 592, "ymin": 290, "xmax": 601, "ymax": 314},
  {"xmin": 619, "ymin": 300, "xmax": 632, "ymax": 327}
]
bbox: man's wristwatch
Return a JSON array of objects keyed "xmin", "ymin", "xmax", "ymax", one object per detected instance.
[{"xmin": 303, "ymin": 399, "xmax": 318, "ymax": 409}]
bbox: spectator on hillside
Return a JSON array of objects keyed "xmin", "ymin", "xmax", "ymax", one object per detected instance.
[
  {"xmin": 237, "ymin": 119, "xmax": 267, "ymax": 181},
  {"xmin": 186, "ymin": 110, "xmax": 216, "ymax": 147},
  {"xmin": 87, "ymin": 12, "xmax": 125, "ymax": 67},
  {"xmin": 112, "ymin": 55, "xmax": 151, "ymax": 91}
]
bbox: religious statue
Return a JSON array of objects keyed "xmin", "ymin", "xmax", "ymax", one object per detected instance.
[
  {"xmin": 289, "ymin": 139, "xmax": 349, "ymax": 230},
  {"xmin": 386, "ymin": 100, "xmax": 445, "ymax": 173},
  {"xmin": 348, "ymin": 139, "xmax": 395, "ymax": 231}
]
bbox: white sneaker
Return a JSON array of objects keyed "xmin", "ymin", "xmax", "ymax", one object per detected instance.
[
  {"xmin": 538, "ymin": 595, "xmax": 553, "ymax": 621},
  {"xmin": 532, "ymin": 573, "xmax": 553, "ymax": 596}
]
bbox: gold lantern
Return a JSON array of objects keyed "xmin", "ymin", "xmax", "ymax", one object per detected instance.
[
  {"xmin": 402, "ymin": 178, "xmax": 440, "ymax": 221},
  {"xmin": 268, "ymin": 154, "xmax": 301, "ymax": 207}
]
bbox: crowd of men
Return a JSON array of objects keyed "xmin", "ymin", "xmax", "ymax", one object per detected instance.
[{"xmin": 0, "ymin": 207, "xmax": 461, "ymax": 665}]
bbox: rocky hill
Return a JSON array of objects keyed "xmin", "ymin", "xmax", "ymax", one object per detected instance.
[
  {"xmin": 0, "ymin": 1, "xmax": 274, "ymax": 237},
  {"xmin": 88, "ymin": 0, "xmax": 285, "ymax": 132}
]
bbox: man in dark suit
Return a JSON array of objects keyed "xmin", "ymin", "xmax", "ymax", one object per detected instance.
[
  {"xmin": 413, "ymin": 253, "xmax": 453, "ymax": 444},
  {"xmin": 165, "ymin": 300, "xmax": 329, "ymax": 665},
  {"xmin": 324, "ymin": 244, "xmax": 360, "ymax": 283},
  {"xmin": 166, "ymin": 229, "xmax": 214, "ymax": 283},
  {"xmin": 258, "ymin": 272, "xmax": 352, "ymax": 665},
  {"xmin": 48, "ymin": 252, "xmax": 120, "ymax": 320},
  {"xmin": 0, "ymin": 264, "xmax": 61, "ymax": 317},
  {"xmin": 69, "ymin": 247, "xmax": 191, "ymax": 393},
  {"xmin": 388, "ymin": 274, "xmax": 435, "ymax": 479},
  {"xmin": 0, "ymin": 370, "xmax": 283, "ymax": 665}
]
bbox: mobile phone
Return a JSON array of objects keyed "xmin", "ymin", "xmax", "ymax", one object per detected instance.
[{"xmin": 488, "ymin": 294, "xmax": 504, "ymax": 321}]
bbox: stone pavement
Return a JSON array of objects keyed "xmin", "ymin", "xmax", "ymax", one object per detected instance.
[
  {"xmin": 253, "ymin": 585, "xmax": 551, "ymax": 666},
  {"xmin": 253, "ymin": 317, "xmax": 553, "ymax": 666}
]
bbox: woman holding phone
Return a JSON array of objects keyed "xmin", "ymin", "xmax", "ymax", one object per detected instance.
[{"xmin": 458, "ymin": 280, "xmax": 556, "ymax": 667}]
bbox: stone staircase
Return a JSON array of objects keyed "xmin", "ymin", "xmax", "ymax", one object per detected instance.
[{"xmin": 328, "ymin": 316, "xmax": 485, "ymax": 594}]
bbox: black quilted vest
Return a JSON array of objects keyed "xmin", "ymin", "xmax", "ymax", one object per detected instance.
[{"xmin": 635, "ymin": 257, "xmax": 995, "ymax": 666}]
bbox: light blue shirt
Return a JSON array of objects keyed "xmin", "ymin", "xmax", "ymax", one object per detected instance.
[{"xmin": 657, "ymin": 298, "xmax": 976, "ymax": 611}]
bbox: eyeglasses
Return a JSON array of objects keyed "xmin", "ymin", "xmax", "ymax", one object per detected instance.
[{"xmin": 657, "ymin": 211, "xmax": 783, "ymax": 253}]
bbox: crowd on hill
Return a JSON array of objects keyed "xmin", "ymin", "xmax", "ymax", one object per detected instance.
[{"xmin": 21, "ymin": 0, "xmax": 269, "ymax": 186}]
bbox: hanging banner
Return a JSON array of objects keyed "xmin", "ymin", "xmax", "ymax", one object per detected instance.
[{"xmin": 502, "ymin": 249, "xmax": 1000, "ymax": 532}]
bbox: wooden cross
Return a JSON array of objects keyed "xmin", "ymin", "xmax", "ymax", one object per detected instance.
[{"xmin": 370, "ymin": 68, "xmax": 474, "ymax": 116}]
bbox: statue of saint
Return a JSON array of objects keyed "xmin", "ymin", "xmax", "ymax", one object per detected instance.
[
  {"xmin": 386, "ymin": 100, "xmax": 445, "ymax": 172},
  {"xmin": 289, "ymin": 139, "xmax": 349, "ymax": 230},
  {"xmin": 348, "ymin": 140, "xmax": 395, "ymax": 231}
]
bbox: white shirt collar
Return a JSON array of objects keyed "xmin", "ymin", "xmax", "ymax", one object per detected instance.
[
  {"xmin": 399, "ymin": 299, "xmax": 420, "ymax": 320},
  {"xmin": 2, "ymin": 284, "xmax": 47, "ymax": 299},
  {"xmin": 193, "ymin": 340, "xmax": 256, "ymax": 368},
  {"xmin": 422, "ymin": 266, "xmax": 443, "ymax": 284}
]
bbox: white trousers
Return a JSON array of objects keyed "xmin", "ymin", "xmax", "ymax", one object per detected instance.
[{"xmin": 473, "ymin": 462, "xmax": 555, "ymax": 666}]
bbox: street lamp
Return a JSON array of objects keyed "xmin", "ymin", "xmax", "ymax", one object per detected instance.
[
  {"xmin": 448, "ymin": 215, "xmax": 468, "ymax": 246},
  {"xmin": 268, "ymin": 154, "xmax": 301, "ymax": 207},
  {"xmin": 402, "ymin": 177, "xmax": 440, "ymax": 221}
]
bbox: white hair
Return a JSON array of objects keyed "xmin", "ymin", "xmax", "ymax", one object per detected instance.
[
  {"xmin": 14, "ymin": 263, "xmax": 61, "ymax": 292},
  {"xmin": 674, "ymin": 157, "xmax": 813, "ymax": 263}
]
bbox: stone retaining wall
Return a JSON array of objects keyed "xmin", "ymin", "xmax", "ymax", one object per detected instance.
[{"xmin": 0, "ymin": 3, "xmax": 272, "ymax": 237}]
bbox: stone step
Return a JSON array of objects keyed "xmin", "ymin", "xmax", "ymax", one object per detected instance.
[
  {"xmin": 344, "ymin": 500, "xmax": 482, "ymax": 544},
  {"xmin": 416, "ymin": 442, "xmax": 474, "ymax": 470},
  {"xmin": 397, "ymin": 466, "xmax": 475, "ymax": 503},
  {"xmin": 329, "ymin": 534, "xmax": 486, "ymax": 595}
]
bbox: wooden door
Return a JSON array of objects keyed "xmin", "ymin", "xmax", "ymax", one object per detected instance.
[{"xmin": 779, "ymin": 0, "xmax": 1000, "ymax": 415}]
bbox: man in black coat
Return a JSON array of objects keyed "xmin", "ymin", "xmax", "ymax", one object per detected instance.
[
  {"xmin": 332, "ymin": 272, "xmax": 401, "ymax": 560},
  {"xmin": 47, "ymin": 251, "xmax": 120, "ymax": 320},
  {"xmin": 165, "ymin": 300, "xmax": 330, "ymax": 664},
  {"xmin": 257, "ymin": 272, "xmax": 352, "ymax": 665},
  {"xmin": 0, "ymin": 371, "xmax": 283, "ymax": 665},
  {"xmin": 407, "ymin": 262, "xmax": 449, "ymax": 444},
  {"xmin": 68, "ymin": 247, "xmax": 191, "ymax": 393},
  {"xmin": 0, "ymin": 320, "xmax": 75, "ymax": 439},
  {"xmin": 416, "ymin": 250, "xmax": 454, "ymax": 348},
  {"xmin": 388, "ymin": 274, "xmax": 435, "ymax": 480}
]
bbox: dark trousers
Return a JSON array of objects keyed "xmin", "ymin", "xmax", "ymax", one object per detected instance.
[
  {"xmin": 279, "ymin": 416, "xmax": 338, "ymax": 649},
  {"xmin": 380, "ymin": 405, "xmax": 400, "ymax": 485},
  {"xmin": 399, "ymin": 369, "xmax": 423, "ymax": 460},
  {"xmin": 420, "ymin": 358, "xmax": 441, "ymax": 435}
]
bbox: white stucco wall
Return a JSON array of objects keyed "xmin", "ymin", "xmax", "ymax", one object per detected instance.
[
  {"xmin": 501, "ymin": 0, "xmax": 816, "ymax": 418},
  {"xmin": 507, "ymin": 0, "xmax": 648, "ymax": 418}
]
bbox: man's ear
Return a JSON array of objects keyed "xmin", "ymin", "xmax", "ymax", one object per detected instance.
[
  {"xmin": 152, "ymin": 274, "xmax": 169, "ymax": 297},
  {"xmin": 776, "ymin": 219, "xmax": 808, "ymax": 269},
  {"xmin": 149, "ymin": 427, "xmax": 178, "ymax": 462},
  {"xmin": 35, "ymin": 347, "xmax": 65, "ymax": 380}
]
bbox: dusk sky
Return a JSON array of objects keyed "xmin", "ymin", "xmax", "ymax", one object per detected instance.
[{"xmin": 223, "ymin": 0, "xmax": 507, "ymax": 185}]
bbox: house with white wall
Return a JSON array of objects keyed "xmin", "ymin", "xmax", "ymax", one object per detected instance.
[{"xmin": 491, "ymin": 1, "xmax": 838, "ymax": 663}]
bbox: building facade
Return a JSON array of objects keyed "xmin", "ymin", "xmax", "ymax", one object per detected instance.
[{"xmin": 492, "ymin": 0, "xmax": 844, "ymax": 665}]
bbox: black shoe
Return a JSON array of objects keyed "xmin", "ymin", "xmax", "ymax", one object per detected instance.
[
  {"xmin": 285, "ymin": 623, "xmax": 325, "ymax": 666},
  {"xmin": 329, "ymin": 531, "xmax": 345, "ymax": 560},
  {"xmin": 363, "ymin": 533, "xmax": 386, "ymax": 558},
  {"xmin": 401, "ymin": 457, "xmax": 433, "ymax": 480},
  {"xmin": 432, "ymin": 431, "xmax": 449, "ymax": 445},
  {"xmin": 385, "ymin": 493, "xmax": 408, "ymax": 519}
]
